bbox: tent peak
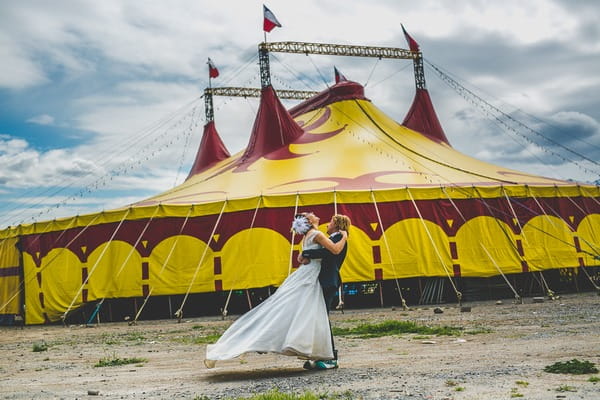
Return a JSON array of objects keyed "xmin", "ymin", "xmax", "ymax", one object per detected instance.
[
  {"xmin": 290, "ymin": 80, "xmax": 369, "ymax": 118},
  {"xmin": 186, "ymin": 120, "xmax": 230, "ymax": 179},
  {"xmin": 402, "ymin": 88, "xmax": 451, "ymax": 146},
  {"xmin": 239, "ymin": 85, "xmax": 304, "ymax": 164}
]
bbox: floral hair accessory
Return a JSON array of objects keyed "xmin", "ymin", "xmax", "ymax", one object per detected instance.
[{"xmin": 291, "ymin": 215, "xmax": 311, "ymax": 235}]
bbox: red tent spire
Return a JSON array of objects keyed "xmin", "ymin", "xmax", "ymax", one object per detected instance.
[
  {"xmin": 402, "ymin": 88, "xmax": 451, "ymax": 146},
  {"xmin": 240, "ymin": 85, "xmax": 304, "ymax": 162},
  {"xmin": 186, "ymin": 120, "xmax": 230, "ymax": 179}
]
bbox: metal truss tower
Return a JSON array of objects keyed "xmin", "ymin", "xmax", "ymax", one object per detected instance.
[{"xmin": 258, "ymin": 41, "xmax": 425, "ymax": 89}]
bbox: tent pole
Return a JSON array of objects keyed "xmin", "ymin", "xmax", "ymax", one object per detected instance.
[
  {"xmin": 406, "ymin": 187, "xmax": 462, "ymax": 306},
  {"xmin": 176, "ymin": 200, "xmax": 227, "ymax": 321},
  {"xmin": 379, "ymin": 281, "xmax": 384, "ymax": 307},
  {"xmin": 222, "ymin": 195, "xmax": 263, "ymax": 318},
  {"xmin": 62, "ymin": 209, "xmax": 132, "ymax": 323},
  {"xmin": 168, "ymin": 296, "xmax": 172, "ymax": 319},
  {"xmin": 370, "ymin": 190, "xmax": 408, "ymax": 310},
  {"xmin": 333, "ymin": 189, "xmax": 338, "ymax": 215},
  {"xmin": 288, "ymin": 193, "xmax": 300, "ymax": 276},
  {"xmin": 134, "ymin": 205, "xmax": 193, "ymax": 324}
]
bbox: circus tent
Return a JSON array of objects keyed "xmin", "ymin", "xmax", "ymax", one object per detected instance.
[{"xmin": 1, "ymin": 55, "xmax": 599, "ymax": 325}]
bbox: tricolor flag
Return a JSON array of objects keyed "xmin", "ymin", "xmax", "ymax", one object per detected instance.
[
  {"xmin": 334, "ymin": 66, "xmax": 347, "ymax": 84},
  {"xmin": 207, "ymin": 58, "xmax": 219, "ymax": 79},
  {"xmin": 263, "ymin": 5, "xmax": 282, "ymax": 32},
  {"xmin": 401, "ymin": 24, "xmax": 420, "ymax": 52}
]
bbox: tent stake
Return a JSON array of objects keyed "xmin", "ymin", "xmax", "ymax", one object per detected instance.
[{"xmin": 246, "ymin": 289, "xmax": 253, "ymax": 310}]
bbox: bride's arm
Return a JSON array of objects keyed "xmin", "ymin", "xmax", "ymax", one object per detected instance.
[{"xmin": 314, "ymin": 231, "xmax": 347, "ymax": 254}]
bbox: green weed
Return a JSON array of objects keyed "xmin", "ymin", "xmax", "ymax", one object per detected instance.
[
  {"xmin": 171, "ymin": 333, "xmax": 221, "ymax": 345},
  {"xmin": 94, "ymin": 354, "xmax": 147, "ymax": 367},
  {"xmin": 465, "ymin": 327, "xmax": 492, "ymax": 334},
  {"xmin": 544, "ymin": 359, "xmax": 598, "ymax": 374},
  {"xmin": 32, "ymin": 342, "xmax": 48, "ymax": 352},
  {"xmin": 555, "ymin": 385, "xmax": 577, "ymax": 392},
  {"xmin": 588, "ymin": 376, "xmax": 600, "ymax": 383}
]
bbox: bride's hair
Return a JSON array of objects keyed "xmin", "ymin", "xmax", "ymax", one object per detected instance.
[{"xmin": 291, "ymin": 214, "xmax": 312, "ymax": 235}]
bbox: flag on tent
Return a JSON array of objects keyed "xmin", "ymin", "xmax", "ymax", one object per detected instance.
[
  {"xmin": 401, "ymin": 24, "xmax": 420, "ymax": 52},
  {"xmin": 263, "ymin": 5, "xmax": 282, "ymax": 32},
  {"xmin": 334, "ymin": 66, "xmax": 348, "ymax": 84},
  {"xmin": 208, "ymin": 58, "xmax": 219, "ymax": 79}
]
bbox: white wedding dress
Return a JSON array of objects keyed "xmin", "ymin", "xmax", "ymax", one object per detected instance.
[{"xmin": 205, "ymin": 230, "xmax": 333, "ymax": 368}]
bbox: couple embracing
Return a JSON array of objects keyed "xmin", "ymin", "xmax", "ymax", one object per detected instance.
[{"xmin": 205, "ymin": 212, "xmax": 351, "ymax": 370}]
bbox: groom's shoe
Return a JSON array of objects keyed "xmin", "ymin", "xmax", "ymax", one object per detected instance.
[{"xmin": 314, "ymin": 360, "xmax": 338, "ymax": 370}]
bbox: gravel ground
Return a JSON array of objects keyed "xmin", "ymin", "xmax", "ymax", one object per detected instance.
[{"xmin": 1, "ymin": 292, "xmax": 599, "ymax": 399}]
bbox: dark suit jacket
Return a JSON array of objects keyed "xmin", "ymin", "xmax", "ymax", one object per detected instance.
[{"xmin": 301, "ymin": 231, "xmax": 347, "ymax": 290}]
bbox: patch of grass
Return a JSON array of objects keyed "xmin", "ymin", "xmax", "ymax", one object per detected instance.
[
  {"xmin": 555, "ymin": 385, "xmax": 577, "ymax": 392},
  {"xmin": 94, "ymin": 354, "xmax": 147, "ymax": 368},
  {"xmin": 464, "ymin": 327, "xmax": 492, "ymax": 334},
  {"xmin": 445, "ymin": 379, "xmax": 457, "ymax": 387},
  {"xmin": 99, "ymin": 331, "xmax": 145, "ymax": 345},
  {"xmin": 218, "ymin": 388, "xmax": 354, "ymax": 399},
  {"xmin": 544, "ymin": 359, "xmax": 598, "ymax": 374},
  {"xmin": 588, "ymin": 376, "xmax": 600, "ymax": 383},
  {"xmin": 32, "ymin": 342, "xmax": 48, "ymax": 352},
  {"xmin": 171, "ymin": 333, "xmax": 222, "ymax": 345},
  {"xmin": 515, "ymin": 380, "xmax": 529, "ymax": 387},
  {"xmin": 454, "ymin": 386, "xmax": 465, "ymax": 392},
  {"xmin": 101, "ymin": 334, "xmax": 121, "ymax": 345},
  {"xmin": 332, "ymin": 320, "xmax": 462, "ymax": 338},
  {"xmin": 123, "ymin": 331, "xmax": 146, "ymax": 343}
]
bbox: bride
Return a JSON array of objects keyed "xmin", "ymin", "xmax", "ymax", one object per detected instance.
[{"xmin": 204, "ymin": 212, "xmax": 348, "ymax": 368}]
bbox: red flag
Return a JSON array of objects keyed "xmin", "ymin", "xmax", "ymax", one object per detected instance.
[
  {"xmin": 207, "ymin": 58, "xmax": 219, "ymax": 79},
  {"xmin": 263, "ymin": 5, "xmax": 282, "ymax": 32},
  {"xmin": 401, "ymin": 24, "xmax": 420, "ymax": 52},
  {"xmin": 334, "ymin": 66, "xmax": 347, "ymax": 84}
]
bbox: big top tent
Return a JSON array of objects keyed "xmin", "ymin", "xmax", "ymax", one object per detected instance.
[{"xmin": 1, "ymin": 37, "xmax": 599, "ymax": 325}]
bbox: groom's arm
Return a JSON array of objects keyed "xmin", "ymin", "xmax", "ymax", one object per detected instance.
[
  {"xmin": 302, "ymin": 233, "xmax": 342, "ymax": 259},
  {"xmin": 301, "ymin": 247, "xmax": 330, "ymax": 259}
]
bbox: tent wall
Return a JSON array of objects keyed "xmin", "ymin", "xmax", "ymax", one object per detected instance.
[
  {"xmin": 6, "ymin": 186, "xmax": 599, "ymax": 324},
  {"xmin": 0, "ymin": 236, "xmax": 21, "ymax": 320}
]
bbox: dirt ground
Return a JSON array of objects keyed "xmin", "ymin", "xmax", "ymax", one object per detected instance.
[{"xmin": 1, "ymin": 292, "xmax": 599, "ymax": 400}]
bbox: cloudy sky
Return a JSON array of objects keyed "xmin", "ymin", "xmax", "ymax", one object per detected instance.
[{"xmin": 1, "ymin": 0, "xmax": 599, "ymax": 228}]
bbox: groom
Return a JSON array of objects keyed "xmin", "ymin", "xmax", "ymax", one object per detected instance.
[{"xmin": 299, "ymin": 214, "xmax": 350, "ymax": 370}]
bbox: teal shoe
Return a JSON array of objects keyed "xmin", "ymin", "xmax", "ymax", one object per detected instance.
[{"xmin": 314, "ymin": 360, "xmax": 338, "ymax": 370}]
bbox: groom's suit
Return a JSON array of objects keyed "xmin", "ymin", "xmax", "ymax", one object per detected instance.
[{"xmin": 301, "ymin": 231, "xmax": 347, "ymax": 311}]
